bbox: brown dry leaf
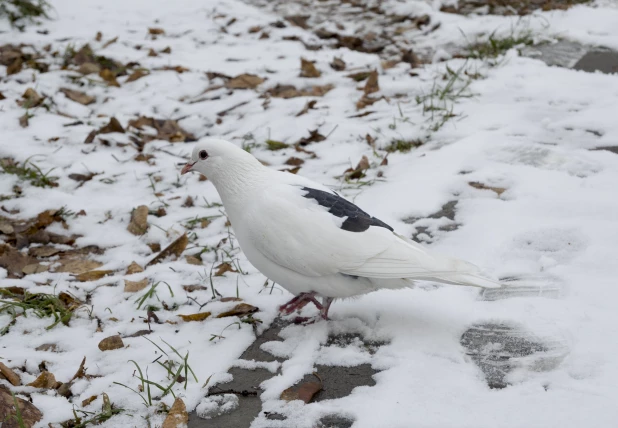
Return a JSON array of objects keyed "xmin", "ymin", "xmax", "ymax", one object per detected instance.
[
  {"xmin": 127, "ymin": 205, "xmax": 149, "ymax": 235},
  {"xmin": 147, "ymin": 233, "xmax": 188, "ymax": 266},
  {"xmin": 157, "ymin": 65, "xmax": 190, "ymax": 73},
  {"xmin": 148, "ymin": 27, "xmax": 165, "ymax": 35},
  {"xmin": 82, "ymin": 395, "xmax": 98, "ymax": 406},
  {"xmin": 280, "ymin": 377, "xmax": 322, "ymax": 403},
  {"xmin": 162, "ymin": 397, "xmax": 188, "ymax": 428},
  {"xmin": 297, "ymin": 129, "xmax": 326, "ymax": 146},
  {"xmin": 59, "ymin": 88, "xmax": 96, "ymax": 106},
  {"xmin": 402, "ymin": 49, "xmax": 420, "ymax": 67},
  {"xmin": 147, "ymin": 242, "xmax": 161, "ymax": 253},
  {"xmin": 0, "ymin": 362, "xmax": 20, "ymax": 386},
  {"xmin": 286, "ymin": 15, "xmax": 309, "ymax": 29},
  {"xmin": 217, "ymin": 303, "xmax": 259, "ymax": 318},
  {"xmin": 35, "ymin": 343, "xmax": 58, "ymax": 352},
  {"xmin": 78, "ymin": 62, "xmax": 101, "ymax": 75},
  {"xmin": 75, "ymin": 269, "xmax": 113, "ymax": 282},
  {"xmin": 364, "ymin": 70, "xmax": 379, "ymax": 95},
  {"xmin": 124, "ymin": 279, "xmax": 149, "ymax": 292},
  {"xmin": 178, "ymin": 312, "xmax": 211, "ymax": 322},
  {"xmin": 29, "ymin": 246, "xmax": 60, "ymax": 258},
  {"xmin": 59, "ymin": 292, "xmax": 82, "ymax": 311},
  {"xmin": 102, "ymin": 36, "xmax": 118, "ymax": 49},
  {"xmin": 330, "ymin": 57, "xmax": 346, "ymax": 71},
  {"xmin": 161, "ymin": 46, "xmax": 172, "ymax": 54},
  {"xmin": 23, "ymin": 263, "xmax": 47, "ymax": 275},
  {"xmin": 468, "ymin": 182, "xmax": 506, "ymax": 196},
  {"xmin": 19, "ymin": 113, "xmax": 29, "ymax": 128},
  {"xmin": 295, "ymin": 100, "xmax": 317, "ymax": 117},
  {"xmin": 7, "ymin": 57, "xmax": 23, "ymax": 75},
  {"xmin": 300, "ymin": 58, "xmax": 321, "ymax": 78},
  {"xmin": 185, "ymin": 255, "xmax": 202, "ymax": 266},
  {"xmin": 148, "ymin": 48, "xmax": 158, "ymax": 57},
  {"xmin": 345, "ymin": 155, "xmax": 370, "ymax": 180},
  {"xmin": 220, "ymin": 297, "xmax": 242, "ymax": 302},
  {"xmin": 0, "ymin": 244, "xmax": 38, "ymax": 278},
  {"xmin": 265, "ymin": 84, "xmax": 333, "ymax": 99},
  {"xmin": 126, "ymin": 69, "xmax": 149, "ymax": 83},
  {"xmin": 225, "ymin": 74, "xmax": 265, "ymax": 89},
  {"xmin": 99, "ymin": 117, "xmax": 125, "ymax": 134},
  {"xmin": 27, "ymin": 371, "xmax": 58, "ymax": 389},
  {"xmin": 99, "ymin": 69, "xmax": 120, "ymax": 87},
  {"xmin": 356, "ymin": 95, "xmax": 383, "ymax": 110},
  {"xmin": 98, "ymin": 335, "xmax": 124, "ymax": 351},
  {"xmin": 214, "ymin": 262, "xmax": 237, "ymax": 276},
  {"xmin": 347, "ymin": 71, "xmax": 371, "ymax": 82},
  {"xmin": 285, "ymin": 157, "xmax": 304, "ymax": 166},
  {"xmin": 18, "ymin": 88, "xmax": 44, "ymax": 108},
  {"xmin": 55, "ymin": 259, "xmax": 103, "ymax": 274},
  {"xmin": 0, "ymin": 386, "xmax": 42, "ymax": 427},
  {"xmin": 128, "ymin": 116, "xmax": 196, "ymax": 143},
  {"xmin": 126, "ymin": 261, "xmax": 144, "ymax": 274},
  {"xmin": 183, "ymin": 284, "xmax": 207, "ymax": 292}
]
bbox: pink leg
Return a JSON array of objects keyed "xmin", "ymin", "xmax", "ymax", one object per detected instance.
[
  {"xmin": 279, "ymin": 292, "xmax": 322, "ymax": 315},
  {"xmin": 320, "ymin": 297, "xmax": 334, "ymax": 320}
]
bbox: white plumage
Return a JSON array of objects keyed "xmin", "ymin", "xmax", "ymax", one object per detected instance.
[{"xmin": 182, "ymin": 138, "xmax": 499, "ymax": 320}]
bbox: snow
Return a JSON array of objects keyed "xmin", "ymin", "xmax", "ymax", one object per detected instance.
[{"xmin": 1, "ymin": 0, "xmax": 618, "ymax": 426}]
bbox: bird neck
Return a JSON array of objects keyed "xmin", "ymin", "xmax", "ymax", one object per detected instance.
[{"xmin": 208, "ymin": 157, "xmax": 269, "ymax": 207}]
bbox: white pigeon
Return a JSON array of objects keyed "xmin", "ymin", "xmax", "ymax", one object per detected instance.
[{"xmin": 182, "ymin": 139, "xmax": 500, "ymax": 320}]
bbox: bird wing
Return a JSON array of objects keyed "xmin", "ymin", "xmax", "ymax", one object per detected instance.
[{"xmin": 244, "ymin": 180, "xmax": 499, "ymax": 288}]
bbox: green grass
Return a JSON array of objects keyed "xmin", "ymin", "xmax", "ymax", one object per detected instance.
[
  {"xmin": 265, "ymin": 139, "xmax": 289, "ymax": 151},
  {"xmin": 65, "ymin": 393, "xmax": 123, "ymax": 428},
  {"xmin": 384, "ymin": 139, "xmax": 423, "ymax": 153},
  {"xmin": 113, "ymin": 338, "xmax": 197, "ymax": 407},
  {"xmin": 0, "ymin": 0, "xmax": 50, "ymax": 30},
  {"xmin": 0, "ymin": 157, "xmax": 59, "ymax": 188},
  {"xmin": 467, "ymin": 30, "xmax": 534, "ymax": 59},
  {"xmin": 0, "ymin": 289, "xmax": 78, "ymax": 334}
]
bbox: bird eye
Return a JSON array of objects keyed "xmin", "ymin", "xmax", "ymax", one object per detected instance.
[{"xmin": 199, "ymin": 150, "xmax": 208, "ymax": 160}]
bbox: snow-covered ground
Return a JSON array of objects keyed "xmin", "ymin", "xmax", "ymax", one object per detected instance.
[{"xmin": 1, "ymin": 0, "xmax": 618, "ymax": 426}]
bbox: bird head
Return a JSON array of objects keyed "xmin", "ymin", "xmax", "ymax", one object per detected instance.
[{"xmin": 181, "ymin": 138, "xmax": 261, "ymax": 182}]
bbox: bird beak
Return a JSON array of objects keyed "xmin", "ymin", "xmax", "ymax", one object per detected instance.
[{"xmin": 181, "ymin": 162, "xmax": 195, "ymax": 175}]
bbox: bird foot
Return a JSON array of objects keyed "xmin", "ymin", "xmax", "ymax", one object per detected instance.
[{"xmin": 279, "ymin": 292, "xmax": 322, "ymax": 315}]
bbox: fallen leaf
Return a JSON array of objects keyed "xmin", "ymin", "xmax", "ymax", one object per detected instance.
[
  {"xmin": 185, "ymin": 255, "xmax": 202, "ymax": 265},
  {"xmin": 178, "ymin": 312, "xmax": 211, "ymax": 322},
  {"xmin": 285, "ymin": 157, "xmax": 304, "ymax": 166},
  {"xmin": 265, "ymin": 84, "xmax": 333, "ymax": 99},
  {"xmin": 126, "ymin": 261, "xmax": 144, "ymax": 274},
  {"xmin": 128, "ymin": 116, "xmax": 196, "ymax": 143},
  {"xmin": 286, "ymin": 15, "xmax": 309, "ymax": 29},
  {"xmin": 300, "ymin": 58, "xmax": 321, "ymax": 78},
  {"xmin": 220, "ymin": 297, "xmax": 242, "ymax": 302},
  {"xmin": 75, "ymin": 269, "xmax": 113, "ymax": 282},
  {"xmin": 99, "ymin": 117, "xmax": 125, "ymax": 134},
  {"xmin": 182, "ymin": 284, "xmax": 207, "ymax": 292},
  {"xmin": 356, "ymin": 94, "xmax": 383, "ymax": 110},
  {"xmin": 59, "ymin": 88, "xmax": 96, "ymax": 105},
  {"xmin": 18, "ymin": 88, "xmax": 44, "ymax": 108},
  {"xmin": 102, "ymin": 36, "xmax": 118, "ymax": 49},
  {"xmin": 295, "ymin": 100, "xmax": 317, "ymax": 117},
  {"xmin": 0, "ymin": 386, "xmax": 42, "ymax": 427},
  {"xmin": 23, "ymin": 263, "xmax": 47, "ymax": 275},
  {"xmin": 147, "ymin": 234, "xmax": 188, "ymax": 266},
  {"xmin": 364, "ymin": 70, "xmax": 379, "ymax": 95},
  {"xmin": 98, "ymin": 335, "xmax": 124, "ymax": 351},
  {"xmin": 0, "ymin": 244, "xmax": 38, "ymax": 278},
  {"xmin": 78, "ymin": 62, "xmax": 101, "ymax": 75},
  {"xmin": 126, "ymin": 69, "xmax": 149, "ymax": 82},
  {"xmin": 147, "ymin": 242, "xmax": 161, "ymax": 253},
  {"xmin": 297, "ymin": 129, "xmax": 326, "ymax": 146},
  {"xmin": 0, "ymin": 362, "xmax": 20, "ymax": 386},
  {"xmin": 280, "ymin": 377, "xmax": 322, "ymax": 403},
  {"xmin": 217, "ymin": 303, "xmax": 259, "ymax": 318},
  {"xmin": 19, "ymin": 113, "xmax": 29, "ymax": 128},
  {"xmin": 27, "ymin": 371, "xmax": 58, "ymax": 389},
  {"xmin": 35, "ymin": 343, "xmax": 58, "ymax": 352},
  {"xmin": 225, "ymin": 74, "xmax": 265, "ymax": 89},
  {"xmin": 55, "ymin": 259, "xmax": 103, "ymax": 274},
  {"xmin": 468, "ymin": 182, "xmax": 506, "ymax": 196},
  {"xmin": 161, "ymin": 46, "xmax": 172, "ymax": 54},
  {"xmin": 162, "ymin": 397, "xmax": 188, "ymax": 428},
  {"xmin": 148, "ymin": 48, "xmax": 158, "ymax": 57},
  {"xmin": 127, "ymin": 205, "xmax": 149, "ymax": 235},
  {"xmin": 345, "ymin": 155, "xmax": 370, "ymax": 180},
  {"xmin": 148, "ymin": 27, "xmax": 165, "ymax": 35},
  {"xmin": 215, "ymin": 262, "xmax": 237, "ymax": 276},
  {"xmin": 124, "ymin": 279, "xmax": 149, "ymax": 292},
  {"xmin": 82, "ymin": 395, "xmax": 98, "ymax": 406},
  {"xmin": 402, "ymin": 49, "xmax": 420, "ymax": 67},
  {"xmin": 330, "ymin": 57, "xmax": 346, "ymax": 71},
  {"xmin": 99, "ymin": 68, "xmax": 120, "ymax": 87}
]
